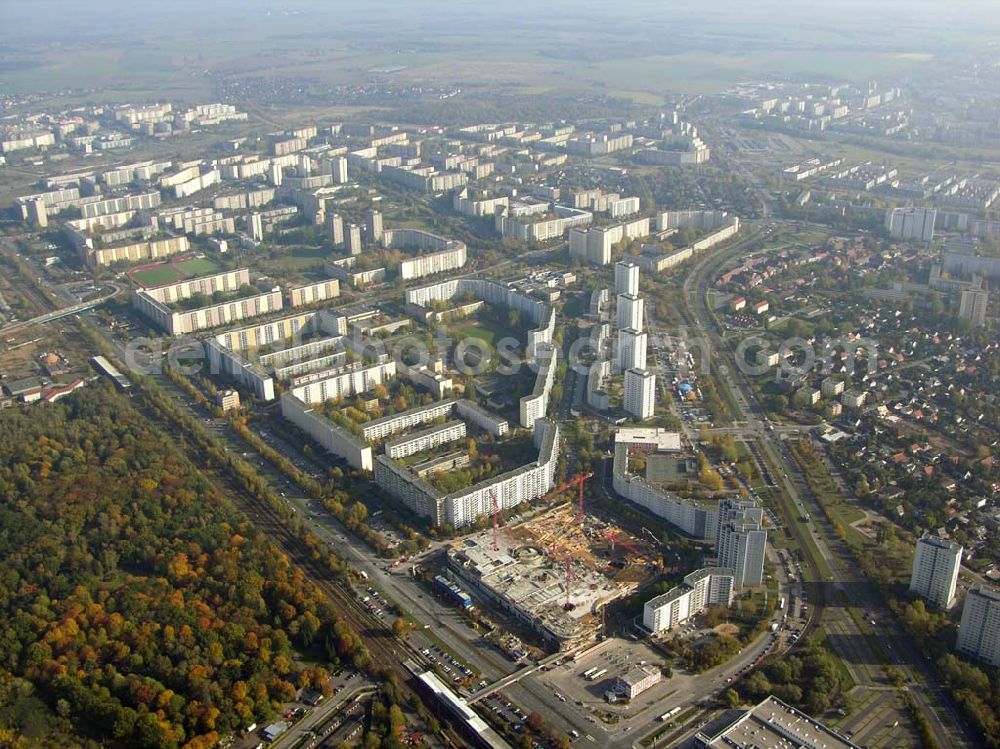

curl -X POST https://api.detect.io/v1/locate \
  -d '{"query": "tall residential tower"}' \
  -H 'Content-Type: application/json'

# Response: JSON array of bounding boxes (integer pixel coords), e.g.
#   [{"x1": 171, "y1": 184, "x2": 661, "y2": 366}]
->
[
  {"x1": 910, "y1": 533, "x2": 962, "y2": 609},
  {"x1": 957, "y1": 587, "x2": 1000, "y2": 667},
  {"x1": 624, "y1": 368, "x2": 655, "y2": 419},
  {"x1": 615, "y1": 260, "x2": 639, "y2": 296}
]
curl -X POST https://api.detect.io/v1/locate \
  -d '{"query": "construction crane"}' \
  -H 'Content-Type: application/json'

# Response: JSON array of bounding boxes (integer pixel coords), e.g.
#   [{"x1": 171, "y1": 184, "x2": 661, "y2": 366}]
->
[
  {"x1": 490, "y1": 488, "x2": 500, "y2": 551},
  {"x1": 605, "y1": 529, "x2": 643, "y2": 565},
  {"x1": 547, "y1": 543, "x2": 578, "y2": 610},
  {"x1": 563, "y1": 558, "x2": 578, "y2": 610},
  {"x1": 543, "y1": 471, "x2": 595, "y2": 524}
]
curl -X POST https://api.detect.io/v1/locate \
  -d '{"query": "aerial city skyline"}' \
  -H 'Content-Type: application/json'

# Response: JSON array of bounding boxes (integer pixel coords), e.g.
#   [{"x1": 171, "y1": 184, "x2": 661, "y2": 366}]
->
[{"x1": 0, "y1": 2, "x2": 998, "y2": 748}]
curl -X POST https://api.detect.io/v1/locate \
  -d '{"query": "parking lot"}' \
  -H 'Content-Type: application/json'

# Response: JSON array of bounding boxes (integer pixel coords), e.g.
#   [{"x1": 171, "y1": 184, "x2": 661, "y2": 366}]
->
[
  {"x1": 418, "y1": 643, "x2": 481, "y2": 691},
  {"x1": 528, "y1": 639, "x2": 679, "y2": 724}
]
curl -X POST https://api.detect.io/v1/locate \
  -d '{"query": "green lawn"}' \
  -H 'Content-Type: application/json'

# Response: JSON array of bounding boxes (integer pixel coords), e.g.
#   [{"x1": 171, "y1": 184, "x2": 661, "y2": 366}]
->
[
  {"x1": 131, "y1": 266, "x2": 185, "y2": 287},
  {"x1": 262, "y1": 246, "x2": 331, "y2": 274},
  {"x1": 175, "y1": 258, "x2": 220, "y2": 277},
  {"x1": 452, "y1": 318, "x2": 512, "y2": 347}
]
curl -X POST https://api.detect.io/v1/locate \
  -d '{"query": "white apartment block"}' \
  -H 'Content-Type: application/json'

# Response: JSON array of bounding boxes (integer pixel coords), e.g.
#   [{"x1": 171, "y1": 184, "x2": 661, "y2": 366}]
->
[
  {"x1": 643, "y1": 567, "x2": 735, "y2": 635},
  {"x1": 717, "y1": 500, "x2": 767, "y2": 588},
  {"x1": 624, "y1": 368, "x2": 656, "y2": 420},
  {"x1": 885, "y1": 206, "x2": 936, "y2": 243},
  {"x1": 346, "y1": 224, "x2": 363, "y2": 255},
  {"x1": 131, "y1": 268, "x2": 286, "y2": 335},
  {"x1": 406, "y1": 278, "x2": 555, "y2": 359},
  {"x1": 615, "y1": 261, "x2": 640, "y2": 296},
  {"x1": 114, "y1": 103, "x2": 172, "y2": 126},
  {"x1": 81, "y1": 236, "x2": 189, "y2": 268},
  {"x1": 957, "y1": 587, "x2": 1000, "y2": 667},
  {"x1": 374, "y1": 419, "x2": 559, "y2": 529},
  {"x1": 160, "y1": 165, "x2": 201, "y2": 188},
  {"x1": 172, "y1": 169, "x2": 220, "y2": 199},
  {"x1": 215, "y1": 310, "x2": 331, "y2": 353},
  {"x1": 384, "y1": 228, "x2": 468, "y2": 280},
  {"x1": 288, "y1": 279, "x2": 341, "y2": 307},
  {"x1": 385, "y1": 420, "x2": 467, "y2": 460},
  {"x1": 136, "y1": 290, "x2": 282, "y2": 336},
  {"x1": 280, "y1": 393, "x2": 373, "y2": 471},
  {"x1": 100, "y1": 160, "x2": 172, "y2": 186},
  {"x1": 656, "y1": 210, "x2": 723, "y2": 232},
  {"x1": 455, "y1": 399, "x2": 509, "y2": 437},
  {"x1": 16, "y1": 188, "x2": 79, "y2": 219},
  {"x1": 718, "y1": 522, "x2": 767, "y2": 588},
  {"x1": 326, "y1": 156, "x2": 349, "y2": 184},
  {"x1": 960, "y1": 286, "x2": 989, "y2": 328},
  {"x1": 617, "y1": 294, "x2": 644, "y2": 332},
  {"x1": 820, "y1": 377, "x2": 845, "y2": 399},
  {"x1": 362, "y1": 399, "x2": 458, "y2": 442},
  {"x1": 608, "y1": 196, "x2": 641, "y2": 218},
  {"x1": 565, "y1": 133, "x2": 633, "y2": 156},
  {"x1": 568, "y1": 218, "x2": 650, "y2": 266},
  {"x1": 399, "y1": 363, "x2": 454, "y2": 400},
  {"x1": 221, "y1": 159, "x2": 272, "y2": 181},
  {"x1": 290, "y1": 361, "x2": 397, "y2": 405},
  {"x1": 617, "y1": 328, "x2": 648, "y2": 373},
  {"x1": 1, "y1": 130, "x2": 56, "y2": 154},
  {"x1": 612, "y1": 442, "x2": 717, "y2": 538},
  {"x1": 214, "y1": 188, "x2": 275, "y2": 212},
  {"x1": 453, "y1": 187, "x2": 509, "y2": 217},
  {"x1": 159, "y1": 206, "x2": 235, "y2": 236},
  {"x1": 495, "y1": 203, "x2": 593, "y2": 243},
  {"x1": 327, "y1": 212, "x2": 345, "y2": 245},
  {"x1": 25, "y1": 198, "x2": 47, "y2": 228},
  {"x1": 373, "y1": 455, "x2": 445, "y2": 523},
  {"x1": 379, "y1": 163, "x2": 468, "y2": 193},
  {"x1": 204, "y1": 339, "x2": 275, "y2": 402},
  {"x1": 80, "y1": 191, "x2": 161, "y2": 219},
  {"x1": 445, "y1": 420, "x2": 559, "y2": 528},
  {"x1": 910, "y1": 534, "x2": 962, "y2": 609},
  {"x1": 366, "y1": 209, "x2": 384, "y2": 244},
  {"x1": 841, "y1": 389, "x2": 867, "y2": 409},
  {"x1": 519, "y1": 346, "x2": 558, "y2": 428},
  {"x1": 136, "y1": 268, "x2": 248, "y2": 303}
]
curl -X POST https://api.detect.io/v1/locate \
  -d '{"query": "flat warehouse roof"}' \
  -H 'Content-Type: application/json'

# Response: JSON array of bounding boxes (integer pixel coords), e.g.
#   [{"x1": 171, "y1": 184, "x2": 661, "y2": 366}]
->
[{"x1": 615, "y1": 427, "x2": 682, "y2": 452}]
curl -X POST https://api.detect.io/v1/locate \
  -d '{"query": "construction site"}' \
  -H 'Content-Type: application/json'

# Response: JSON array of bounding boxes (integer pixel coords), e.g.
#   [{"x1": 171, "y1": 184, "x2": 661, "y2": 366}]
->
[{"x1": 445, "y1": 475, "x2": 662, "y2": 651}]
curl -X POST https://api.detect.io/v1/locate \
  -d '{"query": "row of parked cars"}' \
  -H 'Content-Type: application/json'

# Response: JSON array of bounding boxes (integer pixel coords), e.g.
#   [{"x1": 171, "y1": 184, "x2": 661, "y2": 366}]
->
[{"x1": 420, "y1": 645, "x2": 476, "y2": 686}]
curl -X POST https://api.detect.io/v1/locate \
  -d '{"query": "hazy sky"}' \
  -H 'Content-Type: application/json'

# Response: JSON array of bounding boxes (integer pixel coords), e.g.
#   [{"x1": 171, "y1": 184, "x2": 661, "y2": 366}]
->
[
  {"x1": 3, "y1": 0, "x2": 1000, "y2": 42},
  {"x1": 1, "y1": 0, "x2": 995, "y2": 98}
]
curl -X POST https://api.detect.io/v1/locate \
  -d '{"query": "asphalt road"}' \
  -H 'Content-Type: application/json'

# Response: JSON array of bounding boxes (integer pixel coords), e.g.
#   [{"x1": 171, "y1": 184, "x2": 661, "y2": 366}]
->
[{"x1": 679, "y1": 220, "x2": 979, "y2": 748}]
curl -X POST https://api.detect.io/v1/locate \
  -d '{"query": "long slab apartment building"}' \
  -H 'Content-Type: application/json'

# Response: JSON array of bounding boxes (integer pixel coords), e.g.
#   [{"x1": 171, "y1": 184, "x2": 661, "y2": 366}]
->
[
  {"x1": 612, "y1": 428, "x2": 766, "y2": 586},
  {"x1": 132, "y1": 268, "x2": 283, "y2": 336},
  {"x1": 643, "y1": 567, "x2": 735, "y2": 634},
  {"x1": 374, "y1": 418, "x2": 560, "y2": 529},
  {"x1": 380, "y1": 228, "x2": 468, "y2": 280}
]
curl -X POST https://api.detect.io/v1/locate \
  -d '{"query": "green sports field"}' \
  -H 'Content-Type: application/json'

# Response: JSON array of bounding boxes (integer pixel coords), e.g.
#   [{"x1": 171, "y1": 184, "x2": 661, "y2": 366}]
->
[
  {"x1": 131, "y1": 266, "x2": 186, "y2": 287},
  {"x1": 130, "y1": 256, "x2": 221, "y2": 287},
  {"x1": 175, "y1": 258, "x2": 220, "y2": 277}
]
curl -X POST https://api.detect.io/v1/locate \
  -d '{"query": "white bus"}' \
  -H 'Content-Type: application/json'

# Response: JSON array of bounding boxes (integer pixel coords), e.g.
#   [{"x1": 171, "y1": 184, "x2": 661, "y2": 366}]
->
[
  {"x1": 582, "y1": 667, "x2": 598, "y2": 679},
  {"x1": 659, "y1": 707, "x2": 681, "y2": 721},
  {"x1": 588, "y1": 668, "x2": 607, "y2": 681}
]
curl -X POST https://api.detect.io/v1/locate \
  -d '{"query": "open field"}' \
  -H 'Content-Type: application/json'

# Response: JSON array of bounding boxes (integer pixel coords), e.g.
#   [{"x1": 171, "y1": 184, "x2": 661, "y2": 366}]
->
[
  {"x1": 452, "y1": 318, "x2": 510, "y2": 347},
  {"x1": 128, "y1": 255, "x2": 220, "y2": 288},
  {"x1": 130, "y1": 265, "x2": 186, "y2": 287},
  {"x1": 259, "y1": 246, "x2": 330, "y2": 275},
  {"x1": 175, "y1": 257, "x2": 220, "y2": 277},
  {"x1": 12, "y1": 48, "x2": 936, "y2": 106},
  {"x1": 8, "y1": 2, "x2": 997, "y2": 109}
]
